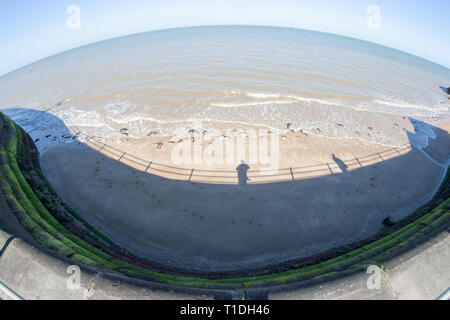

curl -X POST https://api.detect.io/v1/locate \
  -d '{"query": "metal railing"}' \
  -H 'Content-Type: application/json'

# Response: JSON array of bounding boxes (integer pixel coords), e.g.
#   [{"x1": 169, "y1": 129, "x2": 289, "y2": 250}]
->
[
  {"x1": 437, "y1": 287, "x2": 450, "y2": 300},
  {"x1": 0, "y1": 280, "x2": 23, "y2": 300}
]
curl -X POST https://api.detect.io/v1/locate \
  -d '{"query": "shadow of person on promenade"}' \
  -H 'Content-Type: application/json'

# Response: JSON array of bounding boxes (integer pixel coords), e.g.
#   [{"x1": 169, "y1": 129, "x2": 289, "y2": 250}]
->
[
  {"x1": 236, "y1": 160, "x2": 250, "y2": 185},
  {"x1": 332, "y1": 154, "x2": 348, "y2": 173}
]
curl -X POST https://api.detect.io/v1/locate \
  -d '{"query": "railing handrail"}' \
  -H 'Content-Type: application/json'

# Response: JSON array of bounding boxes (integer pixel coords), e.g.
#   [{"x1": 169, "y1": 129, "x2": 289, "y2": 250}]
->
[
  {"x1": 437, "y1": 287, "x2": 450, "y2": 300},
  {"x1": 0, "y1": 279, "x2": 23, "y2": 300}
]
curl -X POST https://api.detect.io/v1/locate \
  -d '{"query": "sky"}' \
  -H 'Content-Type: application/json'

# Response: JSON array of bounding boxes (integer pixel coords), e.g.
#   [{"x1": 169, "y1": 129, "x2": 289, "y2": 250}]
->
[{"x1": 0, "y1": 0, "x2": 449, "y2": 76}]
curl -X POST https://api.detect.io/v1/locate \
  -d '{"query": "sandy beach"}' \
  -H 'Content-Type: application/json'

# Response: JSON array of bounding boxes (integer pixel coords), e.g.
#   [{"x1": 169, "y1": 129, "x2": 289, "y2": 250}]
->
[
  {"x1": 39, "y1": 121, "x2": 450, "y2": 272},
  {"x1": 66, "y1": 110, "x2": 441, "y2": 183}
]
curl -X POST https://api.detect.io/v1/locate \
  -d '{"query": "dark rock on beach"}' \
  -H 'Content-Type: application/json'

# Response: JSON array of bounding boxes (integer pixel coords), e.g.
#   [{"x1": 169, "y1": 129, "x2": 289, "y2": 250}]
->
[
  {"x1": 153, "y1": 142, "x2": 163, "y2": 149},
  {"x1": 382, "y1": 217, "x2": 396, "y2": 227}
]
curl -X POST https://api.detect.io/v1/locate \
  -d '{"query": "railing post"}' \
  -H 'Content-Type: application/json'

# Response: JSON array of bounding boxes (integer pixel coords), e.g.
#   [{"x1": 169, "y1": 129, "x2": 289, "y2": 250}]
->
[
  {"x1": 290, "y1": 167, "x2": 295, "y2": 182},
  {"x1": 355, "y1": 157, "x2": 363, "y2": 167},
  {"x1": 118, "y1": 152, "x2": 126, "y2": 161},
  {"x1": 98, "y1": 143, "x2": 105, "y2": 152},
  {"x1": 145, "y1": 161, "x2": 153, "y2": 173},
  {"x1": 327, "y1": 163, "x2": 334, "y2": 174},
  {"x1": 377, "y1": 152, "x2": 384, "y2": 161},
  {"x1": 188, "y1": 169, "x2": 195, "y2": 183}
]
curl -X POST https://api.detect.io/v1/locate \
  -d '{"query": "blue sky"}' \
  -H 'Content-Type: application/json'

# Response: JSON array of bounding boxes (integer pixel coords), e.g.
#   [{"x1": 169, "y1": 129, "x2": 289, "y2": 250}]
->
[{"x1": 1, "y1": 0, "x2": 449, "y2": 76}]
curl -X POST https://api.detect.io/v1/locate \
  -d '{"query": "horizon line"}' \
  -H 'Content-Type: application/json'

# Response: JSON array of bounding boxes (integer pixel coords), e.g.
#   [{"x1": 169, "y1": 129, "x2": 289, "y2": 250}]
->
[{"x1": 1, "y1": 24, "x2": 449, "y2": 79}]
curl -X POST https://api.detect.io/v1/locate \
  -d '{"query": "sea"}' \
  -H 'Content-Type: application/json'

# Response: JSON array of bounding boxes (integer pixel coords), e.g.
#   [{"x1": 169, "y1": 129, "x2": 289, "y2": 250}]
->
[{"x1": 0, "y1": 25, "x2": 449, "y2": 150}]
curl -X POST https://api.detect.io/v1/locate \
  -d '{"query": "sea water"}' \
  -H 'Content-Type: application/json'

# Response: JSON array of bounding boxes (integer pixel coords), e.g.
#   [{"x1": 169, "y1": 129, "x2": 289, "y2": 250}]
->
[{"x1": 0, "y1": 26, "x2": 449, "y2": 148}]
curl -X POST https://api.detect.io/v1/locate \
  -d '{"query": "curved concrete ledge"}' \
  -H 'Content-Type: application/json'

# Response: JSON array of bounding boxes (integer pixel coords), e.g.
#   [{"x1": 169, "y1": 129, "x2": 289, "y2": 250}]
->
[
  {"x1": 0, "y1": 228, "x2": 211, "y2": 300},
  {"x1": 271, "y1": 228, "x2": 450, "y2": 300},
  {"x1": 1, "y1": 221, "x2": 449, "y2": 300}
]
